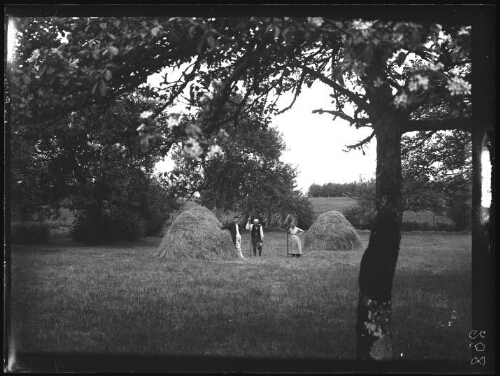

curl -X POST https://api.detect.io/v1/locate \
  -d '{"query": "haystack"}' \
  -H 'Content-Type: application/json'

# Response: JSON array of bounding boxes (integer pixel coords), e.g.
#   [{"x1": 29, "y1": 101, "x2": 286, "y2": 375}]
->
[
  {"x1": 156, "y1": 206, "x2": 237, "y2": 260},
  {"x1": 304, "y1": 210, "x2": 362, "y2": 251}
]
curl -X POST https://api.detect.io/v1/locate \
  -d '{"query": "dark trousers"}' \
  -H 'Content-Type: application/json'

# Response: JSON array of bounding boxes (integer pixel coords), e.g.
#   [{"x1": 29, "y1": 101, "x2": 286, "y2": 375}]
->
[{"x1": 252, "y1": 237, "x2": 263, "y2": 256}]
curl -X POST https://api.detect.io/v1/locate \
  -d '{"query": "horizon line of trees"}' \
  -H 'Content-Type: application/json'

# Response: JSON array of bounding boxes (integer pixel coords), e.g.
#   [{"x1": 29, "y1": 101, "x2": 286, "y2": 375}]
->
[{"x1": 307, "y1": 179, "x2": 375, "y2": 198}]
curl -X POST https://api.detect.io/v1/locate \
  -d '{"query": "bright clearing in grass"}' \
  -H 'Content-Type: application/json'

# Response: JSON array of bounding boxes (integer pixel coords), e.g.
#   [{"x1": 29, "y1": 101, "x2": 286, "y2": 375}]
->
[{"x1": 9, "y1": 231, "x2": 471, "y2": 360}]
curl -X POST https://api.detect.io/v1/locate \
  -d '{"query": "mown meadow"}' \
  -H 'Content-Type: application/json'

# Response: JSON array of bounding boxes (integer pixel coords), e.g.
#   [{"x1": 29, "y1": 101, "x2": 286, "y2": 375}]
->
[{"x1": 9, "y1": 229, "x2": 472, "y2": 370}]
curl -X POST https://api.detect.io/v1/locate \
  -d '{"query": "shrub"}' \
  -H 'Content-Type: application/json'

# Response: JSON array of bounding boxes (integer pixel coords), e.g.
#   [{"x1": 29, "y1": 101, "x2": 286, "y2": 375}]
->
[
  {"x1": 419, "y1": 222, "x2": 431, "y2": 231},
  {"x1": 11, "y1": 222, "x2": 49, "y2": 245},
  {"x1": 401, "y1": 221, "x2": 417, "y2": 231},
  {"x1": 435, "y1": 222, "x2": 456, "y2": 232},
  {"x1": 71, "y1": 215, "x2": 112, "y2": 244},
  {"x1": 113, "y1": 214, "x2": 148, "y2": 241},
  {"x1": 401, "y1": 221, "x2": 457, "y2": 232},
  {"x1": 140, "y1": 181, "x2": 180, "y2": 236},
  {"x1": 343, "y1": 199, "x2": 375, "y2": 230},
  {"x1": 142, "y1": 199, "x2": 176, "y2": 237},
  {"x1": 145, "y1": 216, "x2": 166, "y2": 236},
  {"x1": 70, "y1": 212, "x2": 145, "y2": 244},
  {"x1": 447, "y1": 201, "x2": 471, "y2": 231}
]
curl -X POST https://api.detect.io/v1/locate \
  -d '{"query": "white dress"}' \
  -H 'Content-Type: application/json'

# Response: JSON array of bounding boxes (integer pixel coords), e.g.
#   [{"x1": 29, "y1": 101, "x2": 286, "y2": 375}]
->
[{"x1": 289, "y1": 227, "x2": 303, "y2": 255}]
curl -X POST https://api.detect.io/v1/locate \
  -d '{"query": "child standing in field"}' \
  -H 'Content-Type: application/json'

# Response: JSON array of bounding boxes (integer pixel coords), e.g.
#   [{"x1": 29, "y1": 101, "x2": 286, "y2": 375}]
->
[{"x1": 288, "y1": 222, "x2": 304, "y2": 258}]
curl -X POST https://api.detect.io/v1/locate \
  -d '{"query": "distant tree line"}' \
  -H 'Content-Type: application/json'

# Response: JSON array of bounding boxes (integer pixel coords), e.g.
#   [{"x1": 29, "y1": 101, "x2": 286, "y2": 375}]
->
[
  {"x1": 307, "y1": 180, "x2": 374, "y2": 198},
  {"x1": 309, "y1": 130, "x2": 472, "y2": 232}
]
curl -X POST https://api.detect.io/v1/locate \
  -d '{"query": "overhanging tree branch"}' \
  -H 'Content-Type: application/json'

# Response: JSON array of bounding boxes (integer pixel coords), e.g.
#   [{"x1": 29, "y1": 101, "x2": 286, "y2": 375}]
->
[
  {"x1": 402, "y1": 117, "x2": 472, "y2": 133},
  {"x1": 203, "y1": 56, "x2": 255, "y2": 135},
  {"x1": 343, "y1": 131, "x2": 375, "y2": 153},
  {"x1": 233, "y1": 89, "x2": 251, "y2": 126},
  {"x1": 276, "y1": 71, "x2": 306, "y2": 115},
  {"x1": 151, "y1": 56, "x2": 202, "y2": 121},
  {"x1": 298, "y1": 65, "x2": 369, "y2": 112},
  {"x1": 312, "y1": 108, "x2": 371, "y2": 127}
]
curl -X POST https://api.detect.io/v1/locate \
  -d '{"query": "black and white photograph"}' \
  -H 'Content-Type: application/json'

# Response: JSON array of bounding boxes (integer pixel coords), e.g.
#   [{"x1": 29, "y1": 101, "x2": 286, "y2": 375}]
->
[{"x1": 4, "y1": 3, "x2": 495, "y2": 374}]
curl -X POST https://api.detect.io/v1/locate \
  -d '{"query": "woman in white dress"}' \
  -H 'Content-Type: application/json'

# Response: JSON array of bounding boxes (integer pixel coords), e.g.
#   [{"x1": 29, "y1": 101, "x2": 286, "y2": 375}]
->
[{"x1": 288, "y1": 222, "x2": 304, "y2": 258}]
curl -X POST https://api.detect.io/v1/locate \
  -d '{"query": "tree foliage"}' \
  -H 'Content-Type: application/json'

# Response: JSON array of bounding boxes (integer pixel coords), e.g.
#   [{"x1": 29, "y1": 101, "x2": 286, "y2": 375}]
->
[
  {"x1": 169, "y1": 95, "x2": 313, "y2": 227},
  {"x1": 10, "y1": 94, "x2": 178, "y2": 242},
  {"x1": 10, "y1": 16, "x2": 471, "y2": 155},
  {"x1": 401, "y1": 129, "x2": 471, "y2": 227}
]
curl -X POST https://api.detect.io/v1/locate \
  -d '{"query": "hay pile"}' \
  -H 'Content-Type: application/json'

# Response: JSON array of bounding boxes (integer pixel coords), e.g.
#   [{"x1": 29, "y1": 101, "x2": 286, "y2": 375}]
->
[
  {"x1": 156, "y1": 206, "x2": 237, "y2": 260},
  {"x1": 304, "y1": 210, "x2": 362, "y2": 251}
]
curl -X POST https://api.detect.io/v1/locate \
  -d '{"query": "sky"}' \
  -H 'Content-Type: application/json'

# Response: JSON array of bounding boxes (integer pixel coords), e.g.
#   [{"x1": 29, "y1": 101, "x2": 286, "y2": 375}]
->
[
  {"x1": 271, "y1": 82, "x2": 376, "y2": 193},
  {"x1": 153, "y1": 75, "x2": 377, "y2": 195}
]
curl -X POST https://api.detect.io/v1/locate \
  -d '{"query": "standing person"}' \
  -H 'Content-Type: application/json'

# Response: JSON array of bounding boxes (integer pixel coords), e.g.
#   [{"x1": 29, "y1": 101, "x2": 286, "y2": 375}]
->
[
  {"x1": 223, "y1": 216, "x2": 246, "y2": 260},
  {"x1": 246, "y1": 218, "x2": 264, "y2": 257},
  {"x1": 283, "y1": 214, "x2": 294, "y2": 257},
  {"x1": 288, "y1": 221, "x2": 304, "y2": 258}
]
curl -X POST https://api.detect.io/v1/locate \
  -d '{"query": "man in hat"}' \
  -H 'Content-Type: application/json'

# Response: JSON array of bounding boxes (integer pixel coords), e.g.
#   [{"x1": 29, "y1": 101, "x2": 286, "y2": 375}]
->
[
  {"x1": 223, "y1": 215, "x2": 246, "y2": 260},
  {"x1": 246, "y1": 218, "x2": 264, "y2": 257}
]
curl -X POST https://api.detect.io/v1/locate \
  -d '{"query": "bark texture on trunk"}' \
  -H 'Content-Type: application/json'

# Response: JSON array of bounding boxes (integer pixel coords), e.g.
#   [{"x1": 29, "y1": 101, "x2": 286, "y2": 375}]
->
[{"x1": 356, "y1": 116, "x2": 403, "y2": 360}]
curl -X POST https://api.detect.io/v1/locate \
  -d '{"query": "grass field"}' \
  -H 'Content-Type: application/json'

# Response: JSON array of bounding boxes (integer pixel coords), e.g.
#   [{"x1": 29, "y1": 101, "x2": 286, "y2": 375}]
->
[{"x1": 9, "y1": 230, "x2": 471, "y2": 365}]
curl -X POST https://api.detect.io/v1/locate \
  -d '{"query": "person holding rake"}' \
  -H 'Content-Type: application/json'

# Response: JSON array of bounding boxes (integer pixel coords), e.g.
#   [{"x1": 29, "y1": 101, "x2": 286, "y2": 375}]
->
[{"x1": 288, "y1": 221, "x2": 304, "y2": 258}]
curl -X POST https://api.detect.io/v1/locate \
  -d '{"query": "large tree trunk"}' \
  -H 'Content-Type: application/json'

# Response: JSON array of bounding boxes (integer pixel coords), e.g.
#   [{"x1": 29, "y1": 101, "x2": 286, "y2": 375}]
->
[{"x1": 356, "y1": 116, "x2": 403, "y2": 360}]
